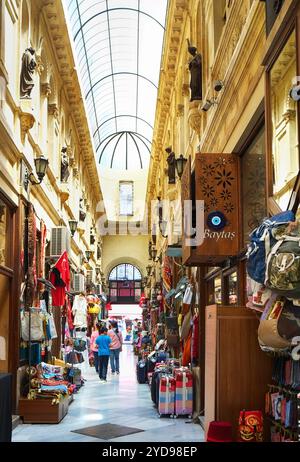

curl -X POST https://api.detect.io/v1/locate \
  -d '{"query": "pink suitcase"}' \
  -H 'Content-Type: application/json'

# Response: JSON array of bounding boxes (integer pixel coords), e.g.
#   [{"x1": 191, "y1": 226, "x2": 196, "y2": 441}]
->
[
  {"x1": 174, "y1": 368, "x2": 193, "y2": 417},
  {"x1": 158, "y1": 374, "x2": 175, "y2": 417}
]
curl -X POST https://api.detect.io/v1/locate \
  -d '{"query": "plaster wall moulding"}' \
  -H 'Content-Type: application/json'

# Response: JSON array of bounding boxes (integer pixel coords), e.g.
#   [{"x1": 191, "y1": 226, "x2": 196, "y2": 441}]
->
[
  {"x1": 41, "y1": 82, "x2": 51, "y2": 98},
  {"x1": 48, "y1": 103, "x2": 59, "y2": 119},
  {"x1": 188, "y1": 101, "x2": 202, "y2": 135},
  {"x1": 19, "y1": 101, "x2": 35, "y2": 144}
]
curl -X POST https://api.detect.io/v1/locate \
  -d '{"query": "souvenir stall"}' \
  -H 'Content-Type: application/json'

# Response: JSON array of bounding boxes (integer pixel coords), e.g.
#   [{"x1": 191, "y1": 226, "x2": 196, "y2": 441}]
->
[
  {"x1": 135, "y1": 253, "x2": 201, "y2": 422},
  {"x1": 18, "y1": 204, "x2": 88, "y2": 424},
  {"x1": 246, "y1": 212, "x2": 300, "y2": 442}
]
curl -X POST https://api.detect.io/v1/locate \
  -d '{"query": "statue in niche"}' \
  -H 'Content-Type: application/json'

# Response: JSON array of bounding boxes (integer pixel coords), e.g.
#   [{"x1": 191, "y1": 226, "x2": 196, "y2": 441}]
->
[
  {"x1": 20, "y1": 47, "x2": 37, "y2": 98},
  {"x1": 79, "y1": 198, "x2": 86, "y2": 222},
  {"x1": 187, "y1": 41, "x2": 202, "y2": 102},
  {"x1": 61, "y1": 147, "x2": 70, "y2": 183},
  {"x1": 166, "y1": 147, "x2": 176, "y2": 184}
]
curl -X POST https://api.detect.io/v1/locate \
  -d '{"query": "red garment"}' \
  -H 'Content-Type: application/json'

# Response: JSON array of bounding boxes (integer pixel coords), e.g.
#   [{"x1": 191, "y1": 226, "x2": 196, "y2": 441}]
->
[
  {"x1": 54, "y1": 251, "x2": 70, "y2": 290},
  {"x1": 191, "y1": 314, "x2": 199, "y2": 360},
  {"x1": 50, "y1": 251, "x2": 70, "y2": 306},
  {"x1": 182, "y1": 330, "x2": 192, "y2": 366},
  {"x1": 67, "y1": 298, "x2": 74, "y2": 331}
]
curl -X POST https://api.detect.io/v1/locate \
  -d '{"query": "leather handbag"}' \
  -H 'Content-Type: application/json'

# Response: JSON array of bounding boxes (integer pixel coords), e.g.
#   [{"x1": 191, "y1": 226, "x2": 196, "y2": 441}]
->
[
  {"x1": 180, "y1": 310, "x2": 192, "y2": 340},
  {"x1": 166, "y1": 333, "x2": 179, "y2": 347}
]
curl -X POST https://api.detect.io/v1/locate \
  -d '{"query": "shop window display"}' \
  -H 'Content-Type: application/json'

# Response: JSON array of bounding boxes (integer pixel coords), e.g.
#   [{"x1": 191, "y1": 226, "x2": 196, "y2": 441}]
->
[
  {"x1": 228, "y1": 272, "x2": 238, "y2": 305},
  {"x1": 270, "y1": 30, "x2": 299, "y2": 211},
  {"x1": 214, "y1": 277, "x2": 222, "y2": 305}
]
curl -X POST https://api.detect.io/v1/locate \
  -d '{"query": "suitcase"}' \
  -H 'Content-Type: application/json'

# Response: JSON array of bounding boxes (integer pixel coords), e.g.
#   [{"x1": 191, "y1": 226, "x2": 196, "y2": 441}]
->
[
  {"x1": 147, "y1": 356, "x2": 157, "y2": 373},
  {"x1": 158, "y1": 374, "x2": 175, "y2": 417},
  {"x1": 174, "y1": 368, "x2": 193, "y2": 417},
  {"x1": 136, "y1": 360, "x2": 147, "y2": 384},
  {"x1": 151, "y1": 367, "x2": 170, "y2": 405}
]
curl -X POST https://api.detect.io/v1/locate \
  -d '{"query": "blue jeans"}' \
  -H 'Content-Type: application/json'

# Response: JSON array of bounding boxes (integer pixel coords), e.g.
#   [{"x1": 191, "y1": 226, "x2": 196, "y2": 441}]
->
[
  {"x1": 99, "y1": 355, "x2": 109, "y2": 380},
  {"x1": 110, "y1": 348, "x2": 120, "y2": 373}
]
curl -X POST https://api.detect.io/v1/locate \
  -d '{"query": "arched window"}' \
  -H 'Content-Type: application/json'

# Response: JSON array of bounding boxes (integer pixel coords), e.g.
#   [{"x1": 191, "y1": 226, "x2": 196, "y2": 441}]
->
[{"x1": 109, "y1": 264, "x2": 142, "y2": 304}]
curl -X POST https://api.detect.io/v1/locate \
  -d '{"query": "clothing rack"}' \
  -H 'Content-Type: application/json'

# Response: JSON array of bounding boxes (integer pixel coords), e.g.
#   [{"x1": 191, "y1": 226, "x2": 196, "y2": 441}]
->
[{"x1": 267, "y1": 384, "x2": 299, "y2": 395}]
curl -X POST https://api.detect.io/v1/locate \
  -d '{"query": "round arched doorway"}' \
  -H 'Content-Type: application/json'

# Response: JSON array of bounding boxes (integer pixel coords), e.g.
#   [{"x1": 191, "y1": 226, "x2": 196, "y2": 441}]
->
[{"x1": 108, "y1": 263, "x2": 142, "y2": 304}]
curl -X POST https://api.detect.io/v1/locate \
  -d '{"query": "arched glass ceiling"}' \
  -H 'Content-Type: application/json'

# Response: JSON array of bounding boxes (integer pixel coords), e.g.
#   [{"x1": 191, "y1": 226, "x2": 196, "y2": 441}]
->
[{"x1": 67, "y1": 0, "x2": 168, "y2": 169}]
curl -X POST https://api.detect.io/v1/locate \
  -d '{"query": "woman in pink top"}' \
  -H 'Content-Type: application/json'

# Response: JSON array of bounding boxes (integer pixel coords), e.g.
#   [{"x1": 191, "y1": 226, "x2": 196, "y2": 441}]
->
[
  {"x1": 108, "y1": 321, "x2": 123, "y2": 374},
  {"x1": 90, "y1": 322, "x2": 100, "y2": 373}
]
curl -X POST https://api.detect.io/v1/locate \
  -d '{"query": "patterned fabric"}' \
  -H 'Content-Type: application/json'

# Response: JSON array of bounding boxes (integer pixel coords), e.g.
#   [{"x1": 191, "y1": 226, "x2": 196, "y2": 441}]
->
[
  {"x1": 158, "y1": 375, "x2": 175, "y2": 415},
  {"x1": 174, "y1": 368, "x2": 193, "y2": 416}
]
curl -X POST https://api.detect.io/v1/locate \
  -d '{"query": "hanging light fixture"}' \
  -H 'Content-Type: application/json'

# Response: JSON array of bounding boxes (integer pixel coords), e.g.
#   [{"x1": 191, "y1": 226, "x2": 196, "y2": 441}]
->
[
  {"x1": 151, "y1": 247, "x2": 157, "y2": 261},
  {"x1": 69, "y1": 220, "x2": 78, "y2": 237},
  {"x1": 85, "y1": 250, "x2": 93, "y2": 261},
  {"x1": 175, "y1": 154, "x2": 187, "y2": 179},
  {"x1": 146, "y1": 264, "x2": 152, "y2": 276},
  {"x1": 24, "y1": 155, "x2": 49, "y2": 190}
]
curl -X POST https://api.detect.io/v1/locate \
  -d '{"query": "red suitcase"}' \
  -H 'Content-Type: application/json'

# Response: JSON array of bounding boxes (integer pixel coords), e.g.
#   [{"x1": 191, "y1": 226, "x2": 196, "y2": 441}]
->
[
  {"x1": 173, "y1": 368, "x2": 193, "y2": 417},
  {"x1": 158, "y1": 374, "x2": 175, "y2": 417}
]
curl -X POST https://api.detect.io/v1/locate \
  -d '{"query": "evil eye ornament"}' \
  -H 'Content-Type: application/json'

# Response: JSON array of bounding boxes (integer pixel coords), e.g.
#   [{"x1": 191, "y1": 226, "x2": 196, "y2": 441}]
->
[{"x1": 207, "y1": 211, "x2": 227, "y2": 230}]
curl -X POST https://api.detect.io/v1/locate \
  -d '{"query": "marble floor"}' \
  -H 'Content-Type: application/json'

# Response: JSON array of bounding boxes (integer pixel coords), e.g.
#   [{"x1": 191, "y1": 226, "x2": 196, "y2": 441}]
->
[{"x1": 12, "y1": 345, "x2": 204, "y2": 442}]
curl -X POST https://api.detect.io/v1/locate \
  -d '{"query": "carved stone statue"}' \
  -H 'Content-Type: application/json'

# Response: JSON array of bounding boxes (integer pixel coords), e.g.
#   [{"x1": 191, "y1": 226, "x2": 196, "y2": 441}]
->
[
  {"x1": 20, "y1": 47, "x2": 37, "y2": 98},
  {"x1": 61, "y1": 147, "x2": 70, "y2": 182},
  {"x1": 79, "y1": 198, "x2": 86, "y2": 222},
  {"x1": 188, "y1": 42, "x2": 202, "y2": 102},
  {"x1": 166, "y1": 147, "x2": 176, "y2": 184}
]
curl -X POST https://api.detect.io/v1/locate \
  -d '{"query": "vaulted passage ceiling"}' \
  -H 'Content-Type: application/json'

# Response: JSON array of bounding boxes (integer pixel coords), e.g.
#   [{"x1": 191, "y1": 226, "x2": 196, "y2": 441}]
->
[{"x1": 67, "y1": 0, "x2": 167, "y2": 170}]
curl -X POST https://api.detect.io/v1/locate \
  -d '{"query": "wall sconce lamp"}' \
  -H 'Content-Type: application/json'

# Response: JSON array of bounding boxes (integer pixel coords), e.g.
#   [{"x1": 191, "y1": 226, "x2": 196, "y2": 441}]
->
[
  {"x1": 95, "y1": 266, "x2": 101, "y2": 276},
  {"x1": 24, "y1": 156, "x2": 49, "y2": 191},
  {"x1": 69, "y1": 220, "x2": 78, "y2": 237},
  {"x1": 201, "y1": 97, "x2": 218, "y2": 112},
  {"x1": 175, "y1": 155, "x2": 187, "y2": 180},
  {"x1": 213, "y1": 80, "x2": 224, "y2": 92},
  {"x1": 85, "y1": 250, "x2": 93, "y2": 261},
  {"x1": 146, "y1": 264, "x2": 152, "y2": 276},
  {"x1": 151, "y1": 247, "x2": 157, "y2": 261}
]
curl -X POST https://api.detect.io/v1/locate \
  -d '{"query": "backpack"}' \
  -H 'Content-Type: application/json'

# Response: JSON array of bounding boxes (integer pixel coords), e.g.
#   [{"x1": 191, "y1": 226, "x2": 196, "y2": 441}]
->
[
  {"x1": 265, "y1": 228, "x2": 300, "y2": 298},
  {"x1": 258, "y1": 294, "x2": 300, "y2": 353},
  {"x1": 246, "y1": 211, "x2": 295, "y2": 284}
]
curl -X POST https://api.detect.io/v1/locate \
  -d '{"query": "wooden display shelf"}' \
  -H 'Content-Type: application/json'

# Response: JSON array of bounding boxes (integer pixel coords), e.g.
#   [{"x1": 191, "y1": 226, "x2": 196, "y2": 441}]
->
[{"x1": 19, "y1": 395, "x2": 69, "y2": 424}]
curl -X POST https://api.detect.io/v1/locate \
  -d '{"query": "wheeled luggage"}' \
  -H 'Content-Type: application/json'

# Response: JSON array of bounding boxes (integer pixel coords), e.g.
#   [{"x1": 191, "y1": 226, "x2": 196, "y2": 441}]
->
[
  {"x1": 174, "y1": 368, "x2": 193, "y2": 417},
  {"x1": 136, "y1": 359, "x2": 147, "y2": 384},
  {"x1": 151, "y1": 365, "x2": 170, "y2": 405},
  {"x1": 158, "y1": 374, "x2": 175, "y2": 417}
]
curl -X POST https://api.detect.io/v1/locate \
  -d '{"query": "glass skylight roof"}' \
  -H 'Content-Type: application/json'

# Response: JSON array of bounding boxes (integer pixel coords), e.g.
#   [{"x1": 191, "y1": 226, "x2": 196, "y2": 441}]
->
[{"x1": 67, "y1": 0, "x2": 167, "y2": 170}]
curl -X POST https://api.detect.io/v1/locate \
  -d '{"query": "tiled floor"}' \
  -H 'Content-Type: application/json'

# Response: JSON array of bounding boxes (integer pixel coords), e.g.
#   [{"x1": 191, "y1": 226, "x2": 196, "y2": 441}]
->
[{"x1": 13, "y1": 345, "x2": 204, "y2": 442}]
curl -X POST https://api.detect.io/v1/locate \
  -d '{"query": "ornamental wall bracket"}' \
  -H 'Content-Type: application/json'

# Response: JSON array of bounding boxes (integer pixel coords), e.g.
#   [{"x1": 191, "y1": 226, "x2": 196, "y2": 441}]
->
[
  {"x1": 19, "y1": 102, "x2": 35, "y2": 144},
  {"x1": 182, "y1": 83, "x2": 190, "y2": 97},
  {"x1": 48, "y1": 103, "x2": 59, "y2": 119},
  {"x1": 59, "y1": 184, "x2": 70, "y2": 204},
  {"x1": 41, "y1": 82, "x2": 52, "y2": 98},
  {"x1": 177, "y1": 104, "x2": 184, "y2": 117},
  {"x1": 188, "y1": 100, "x2": 202, "y2": 135}
]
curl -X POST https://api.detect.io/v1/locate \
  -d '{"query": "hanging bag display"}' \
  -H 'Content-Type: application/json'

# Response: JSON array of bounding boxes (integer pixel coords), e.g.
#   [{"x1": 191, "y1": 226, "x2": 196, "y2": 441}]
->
[
  {"x1": 258, "y1": 295, "x2": 300, "y2": 352},
  {"x1": 246, "y1": 211, "x2": 295, "y2": 284},
  {"x1": 21, "y1": 311, "x2": 44, "y2": 342},
  {"x1": 265, "y1": 228, "x2": 300, "y2": 298},
  {"x1": 48, "y1": 314, "x2": 58, "y2": 339},
  {"x1": 238, "y1": 410, "x2": 264, "y2": 442}
]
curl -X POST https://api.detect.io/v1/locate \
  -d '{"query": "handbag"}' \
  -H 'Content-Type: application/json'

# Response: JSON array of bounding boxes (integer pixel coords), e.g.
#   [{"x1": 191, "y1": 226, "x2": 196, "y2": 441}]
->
[
  {"x1": 73, "y1": 338, "x2": 87, "y2": 352},
  {"x1": 180, "y1": 310, "x2": 192, "y2": 340},
  {"x1": 166, "y1": 332, "x2": 179, "y2": 346},
  {"x1": 21, "y1": 311, "x2": 44, "y2": 341},
  {"x1": 238, "y1": 410, "x2": 263, "y2": 442},
  {"x1": 48, "y1": 314, "x2": 58, "y2": 339}
]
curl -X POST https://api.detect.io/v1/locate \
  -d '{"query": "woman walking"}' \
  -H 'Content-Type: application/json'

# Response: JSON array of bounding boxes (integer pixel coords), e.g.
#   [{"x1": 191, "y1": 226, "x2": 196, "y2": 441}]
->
[
  {"x1": 90, "y1": 321, "x2": 100, "y2": 373},
  {"x1": 108, "y1": 321, "x2": 123, "y2": 375}
]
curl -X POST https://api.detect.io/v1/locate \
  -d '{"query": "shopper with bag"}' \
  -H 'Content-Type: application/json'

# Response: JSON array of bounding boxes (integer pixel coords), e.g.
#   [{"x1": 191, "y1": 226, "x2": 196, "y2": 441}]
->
[{"x1": 108, "y1": 321, "x2": 123, "y2": 375}]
